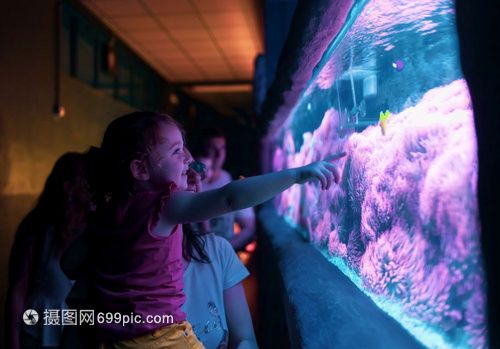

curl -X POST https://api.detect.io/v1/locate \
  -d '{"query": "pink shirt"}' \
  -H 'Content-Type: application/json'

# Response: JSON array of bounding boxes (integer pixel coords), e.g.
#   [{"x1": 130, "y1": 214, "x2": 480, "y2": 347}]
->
[{"x1": 91, "y1": 187, "x2": 185, "y2": 341}]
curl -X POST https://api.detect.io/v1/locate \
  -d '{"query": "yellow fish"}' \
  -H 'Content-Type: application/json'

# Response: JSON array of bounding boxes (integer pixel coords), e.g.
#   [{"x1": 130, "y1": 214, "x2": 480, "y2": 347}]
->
[{"x1": 379, "y1": 110, "x2": 391, "y2": 136}]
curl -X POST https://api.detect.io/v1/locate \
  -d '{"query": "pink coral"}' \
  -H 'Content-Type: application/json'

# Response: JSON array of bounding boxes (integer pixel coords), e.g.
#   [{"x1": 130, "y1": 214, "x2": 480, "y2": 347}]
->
[
  {"x1": 465, "y1": 289, "x2": 487, "y2": 349},
  {"x1": 360, "y1": 226, "x2": 426, "y2": 301},
  {"x1": 328, "y1": 228, "x2": 347, "y2": 257}
]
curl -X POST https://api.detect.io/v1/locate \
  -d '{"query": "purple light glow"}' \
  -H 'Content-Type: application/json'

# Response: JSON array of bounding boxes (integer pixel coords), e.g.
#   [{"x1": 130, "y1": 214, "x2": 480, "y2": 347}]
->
[{"x1": 274, "y1": 79, "x2": 485, "y2": 347}]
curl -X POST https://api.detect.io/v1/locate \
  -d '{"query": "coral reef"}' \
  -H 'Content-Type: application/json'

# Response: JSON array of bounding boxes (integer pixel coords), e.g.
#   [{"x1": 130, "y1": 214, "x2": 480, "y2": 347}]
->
[{"x1": 274, "y1": 79, "x2": 485, "y2": 348}]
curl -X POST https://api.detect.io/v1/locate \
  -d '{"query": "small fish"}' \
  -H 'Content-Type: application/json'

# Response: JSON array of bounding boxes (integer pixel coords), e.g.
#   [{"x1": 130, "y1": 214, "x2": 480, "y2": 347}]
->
[
  {"x1": 350, "y1": 99, "x2": 366, "y2": 119},
  {"x1": 379, "y1": 110, "x2": 391, "y2": 135},
  {"x1": 392, "y1": 59, "x2": 405, "y2": 72}
]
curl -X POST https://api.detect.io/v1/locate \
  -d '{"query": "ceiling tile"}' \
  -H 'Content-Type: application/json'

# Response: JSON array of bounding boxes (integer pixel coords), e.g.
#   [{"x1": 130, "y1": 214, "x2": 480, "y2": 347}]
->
[
  {"x1": 158, "y1": 14, "x2": 204, "y2": 29},
  {"x1": 158, "y1": 70, "x2": 175, "y2": 80},
  {"x1": 140, "y1": 40, "x2": 179, "y2": 51},
  {"x1": 204, "y1": 71, "x2": 235, "y2": 80},
  {"x1": 80, "y1": 1, "x2": 101, "y2": 14},
  {"x1": 201, "y1": 12, "x2": 247, "y2": 28},
  {"x1": 193, "y1": 49, "x2": 223, "y2": 59},
  {"x1": 142, "y1": 0, "x2": 194, "y2": 14},
  {"x1": 218, "y1": 39, "x2": 254, "y2": 49},
  {"x1": 81, "y1": 0, "x2": 263, "y2": 85},
  {"x1": 191, "y1": 0, "x2": 244, "y2": 12},
  {"x1": 152, "y1": 51, "x2": 189, "y2": 62},
  {"x1": 170, "y1": 28, "x2": 211, "y2": 41},
  {"x1": 223, "y1": 49, "x2": 253, "y2": 59},
  {"x1": 210, "y1": 27, "x2": 251, "y2": 40},
  {"x1": 162, "y1": 58, "x2": 197, "y2": 67},
  {"x1": 197, "y1": 61, "x2": 231, "y2": 70},
  {"x1": 196, "y1": 63, "x2": 230, "y2": 72},
  {"x1": 228, "y1": 55, "x2": 252, "y2": 63},
  {"x1": 229, "y1": 60, "x2": 253, "y2": 69},
  {"x1": 174, "y1": 71, "x2": 206, "y2": 82},
  {"x1": 89, "y1": 0, "x2": 147, "y2": 17},
  {"x1": 179, "y1": 40, "x2": 217, "y2": 51},
  {"x1": 128, "y1": 31, "x2": 170, "y2": 43},
  {"x1": 234, "y1": 71, "x2": 252, "y2": 80},
  {"x1": 110, "y1": 16, "x2": 160, "y2": 31}
]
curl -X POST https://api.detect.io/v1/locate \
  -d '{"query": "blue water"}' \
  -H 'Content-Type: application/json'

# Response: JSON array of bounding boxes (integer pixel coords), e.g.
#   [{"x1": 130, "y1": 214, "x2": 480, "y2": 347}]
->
[{"x1": 286, "y1": 0, "x2": 462, "y2": 150}]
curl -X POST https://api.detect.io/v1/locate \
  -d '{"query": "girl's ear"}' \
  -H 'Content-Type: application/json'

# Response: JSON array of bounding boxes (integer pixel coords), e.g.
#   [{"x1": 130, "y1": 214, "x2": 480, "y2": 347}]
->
[{"x1": 130, "y1": 159, "x2": 150, "y2": 181}]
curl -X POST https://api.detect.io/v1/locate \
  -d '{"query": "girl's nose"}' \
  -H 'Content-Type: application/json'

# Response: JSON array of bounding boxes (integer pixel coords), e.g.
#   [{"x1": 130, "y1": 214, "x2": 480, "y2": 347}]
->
[{"x1": 183, "y1": 148, "x2": 192, "y2": 164}]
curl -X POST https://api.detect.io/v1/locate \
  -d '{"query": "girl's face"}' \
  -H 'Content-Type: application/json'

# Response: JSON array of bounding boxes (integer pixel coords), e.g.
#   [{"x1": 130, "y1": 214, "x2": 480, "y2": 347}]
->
[{"x1": 146, "y1": 123, "x2": 189, "y2": 191}]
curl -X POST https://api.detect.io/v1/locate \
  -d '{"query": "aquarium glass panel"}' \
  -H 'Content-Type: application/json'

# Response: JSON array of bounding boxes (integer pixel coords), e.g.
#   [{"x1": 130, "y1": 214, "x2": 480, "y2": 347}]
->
[{"x1": 270, "y1": 0, "x2": 486, "y2": 348}]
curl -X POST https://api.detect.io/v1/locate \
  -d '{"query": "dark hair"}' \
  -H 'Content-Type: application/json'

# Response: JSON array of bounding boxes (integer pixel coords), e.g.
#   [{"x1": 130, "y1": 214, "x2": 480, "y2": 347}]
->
[
  {"x1": 182, "y1": 224, "x2": 210, "y2": 263},
  {"x1": 190, "y1": 143, "x2": 211, "y2": 159},
  {"x1": 199, "y1": 127, "x2": 225, "y2": 146},
  {"x1": 32, "y1": 152, "x2": 86, "y2": 226},
  {"x1": 90, "y1": 111, "x2": 183, "y2": 207},
  {"x1": 188, "y1": 126, "x2": 225, "y2": 159}
]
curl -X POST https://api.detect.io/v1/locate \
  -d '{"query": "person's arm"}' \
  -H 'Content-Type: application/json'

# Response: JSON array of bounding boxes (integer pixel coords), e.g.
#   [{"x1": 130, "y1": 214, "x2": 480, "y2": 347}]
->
[
  {"x1": 5, "y1": 232, "x2": 35, "y2": 349},
  {"x1": 60, "y1": 232, "x2": 88, "y2": 280},
  {"x1": 224, "y1": 283, "x2": 258, "y2": 349},
  {"x1": 230, "y1": 215, "x2": 255, "y2": 251},
  {"x1": 163, "y1": 155, "x2": 344, "y2": 228},
  {"x1": 6, "y1": 275, "x2": 30, "y2": 349}
]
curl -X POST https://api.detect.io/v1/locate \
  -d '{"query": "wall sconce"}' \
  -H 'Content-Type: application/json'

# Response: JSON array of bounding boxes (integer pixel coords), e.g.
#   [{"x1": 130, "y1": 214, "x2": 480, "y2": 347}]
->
[
  {"x1": 102, "y1": 37, "x2": 117, "y2": 74},
  {"x1": 168, "y1": 92, "x2": 179, "y2": 106},
  {"x1": 52, "y1": 103, "x2": 66, "y2": 118}
]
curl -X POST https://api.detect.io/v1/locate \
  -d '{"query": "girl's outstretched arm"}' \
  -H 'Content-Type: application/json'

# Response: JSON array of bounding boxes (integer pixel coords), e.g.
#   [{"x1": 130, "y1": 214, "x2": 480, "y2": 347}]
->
[{"x1": 161, "y1": 154, "x2": 345, "y2": 229}]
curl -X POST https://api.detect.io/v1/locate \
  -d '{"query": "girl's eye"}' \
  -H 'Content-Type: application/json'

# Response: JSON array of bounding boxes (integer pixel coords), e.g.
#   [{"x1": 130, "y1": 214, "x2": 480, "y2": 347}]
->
[{"x1": 174, "y1": 148, "x2": 182, "y2": 154}]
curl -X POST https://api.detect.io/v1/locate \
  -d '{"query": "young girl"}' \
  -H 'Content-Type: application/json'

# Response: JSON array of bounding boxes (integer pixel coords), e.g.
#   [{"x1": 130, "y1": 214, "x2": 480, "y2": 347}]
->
[{"x1": 88, "y1": 111, "x2": 343, "y2": 349}]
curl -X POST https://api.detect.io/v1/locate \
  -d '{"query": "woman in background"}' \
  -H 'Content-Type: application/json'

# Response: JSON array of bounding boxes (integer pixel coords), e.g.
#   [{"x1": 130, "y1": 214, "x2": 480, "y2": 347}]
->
[{"x1": 5, "y1": 152, "x2": 93, "y2": 349}]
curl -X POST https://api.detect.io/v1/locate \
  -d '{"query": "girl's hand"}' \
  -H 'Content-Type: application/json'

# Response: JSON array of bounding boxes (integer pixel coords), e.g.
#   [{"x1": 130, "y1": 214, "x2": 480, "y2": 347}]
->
[
  {"x1": 184, "y1": 147, "x2": 203, "y2": 193},
  {"x1": 295, "y1": 152, "x2": 346, "y2": 189},
  {"x1": 186, "y1": 168, "x2": 202, "y2": 193}
]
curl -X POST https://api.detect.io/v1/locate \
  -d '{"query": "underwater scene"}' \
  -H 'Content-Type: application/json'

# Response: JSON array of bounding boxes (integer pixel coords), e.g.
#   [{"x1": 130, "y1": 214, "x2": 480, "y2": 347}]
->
[{"x1": 270, "y1": 0, "x2": 486, "y2": 348}]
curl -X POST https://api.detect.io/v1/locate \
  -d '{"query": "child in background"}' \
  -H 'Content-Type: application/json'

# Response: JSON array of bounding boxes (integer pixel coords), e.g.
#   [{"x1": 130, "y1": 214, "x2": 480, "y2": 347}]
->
[
  {"x1": 87, "y1": 111, "x2": 344, "y2": 349},
  {"x1": 182, "y1": 147, "x2": 257, "y2": 349}
]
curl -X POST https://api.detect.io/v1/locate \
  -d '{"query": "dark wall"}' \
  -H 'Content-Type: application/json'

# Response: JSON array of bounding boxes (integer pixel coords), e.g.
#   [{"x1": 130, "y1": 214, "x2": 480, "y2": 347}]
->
[
  {"x1": 0, "y1": 1, "x2": 136, "y2": 345},
  {"x1": 456, "y1": 1, "x2": 500, "y2": 348},
  {"x1": 264, "y1": 0, "x2": 298, "y2": 93}
]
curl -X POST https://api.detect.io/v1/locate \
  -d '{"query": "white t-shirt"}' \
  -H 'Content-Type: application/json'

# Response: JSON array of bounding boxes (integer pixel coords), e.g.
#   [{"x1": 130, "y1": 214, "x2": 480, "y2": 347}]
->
[
  {"x1": 203, "y1": 170, "x2": 255, "y2": 241},
  {"x1": 21, "y1": 226, "x2": 74, "y2": 346},
  {"x1": 182, "y1": 234, "x2": 249, "y2": 349}
]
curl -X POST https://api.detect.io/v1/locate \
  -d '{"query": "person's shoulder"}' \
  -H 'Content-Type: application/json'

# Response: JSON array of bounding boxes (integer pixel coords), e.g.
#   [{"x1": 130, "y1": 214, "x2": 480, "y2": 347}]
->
[
  {"x1": 201, "y1": 233, "x2": 235, "y2": 262},
  {"x1": 203, "y1": 233, "x2": 233, "y2": 252},
  {"x1": 220, "y1": 169, "x2": 232, "y2": 182}
]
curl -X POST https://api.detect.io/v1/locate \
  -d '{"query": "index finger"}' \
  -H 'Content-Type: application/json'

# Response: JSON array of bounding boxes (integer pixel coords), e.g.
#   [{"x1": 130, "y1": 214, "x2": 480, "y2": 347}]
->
[{"x1": 325, "y1": 152, "x2": 347, "y2": 162}]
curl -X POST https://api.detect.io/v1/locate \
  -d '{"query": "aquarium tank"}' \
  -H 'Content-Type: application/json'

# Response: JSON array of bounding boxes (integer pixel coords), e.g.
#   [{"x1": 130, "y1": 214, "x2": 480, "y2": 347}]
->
[{"x1": 268, "y1": 0, "x2": 487, "y2": 348}]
